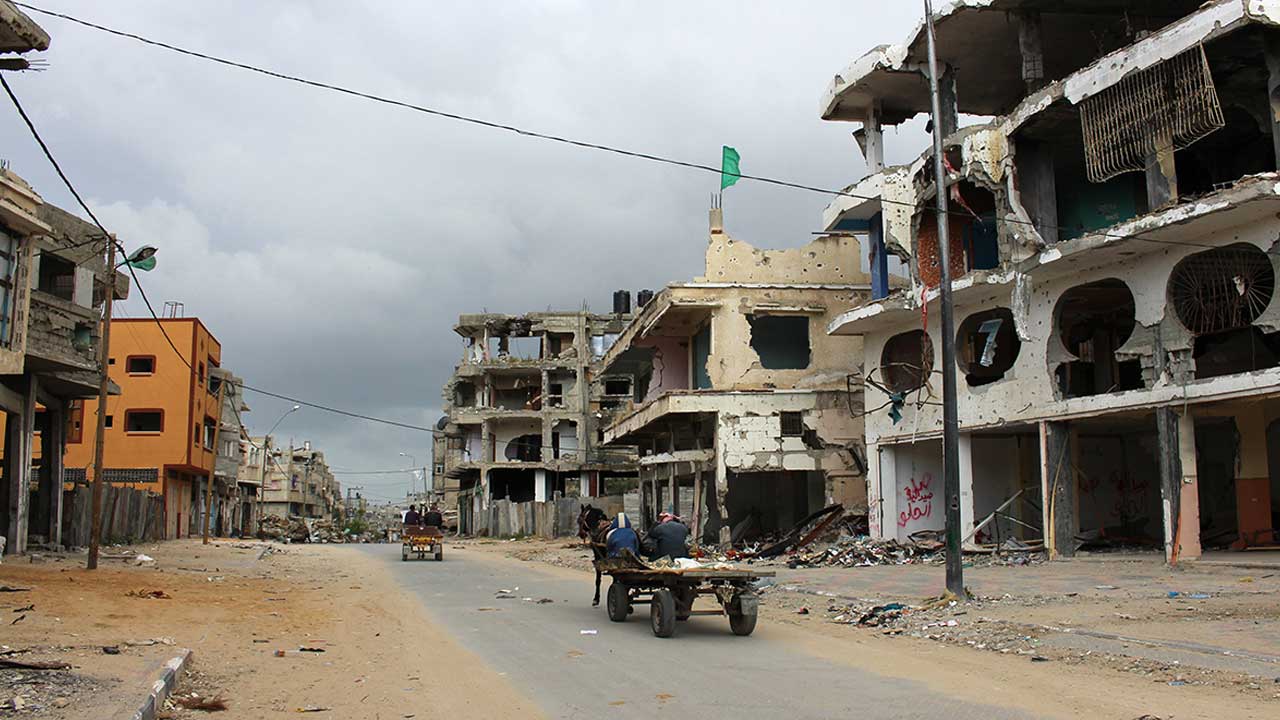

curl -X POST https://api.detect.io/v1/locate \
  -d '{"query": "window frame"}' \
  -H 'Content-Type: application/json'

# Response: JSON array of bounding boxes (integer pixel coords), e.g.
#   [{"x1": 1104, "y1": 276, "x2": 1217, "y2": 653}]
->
[
  {"x1": 125, "y1": 355, "x2": 157, "y2": 375},
  {"x1": 124, "y1": 409, "x2": 164, "y2": 434}
]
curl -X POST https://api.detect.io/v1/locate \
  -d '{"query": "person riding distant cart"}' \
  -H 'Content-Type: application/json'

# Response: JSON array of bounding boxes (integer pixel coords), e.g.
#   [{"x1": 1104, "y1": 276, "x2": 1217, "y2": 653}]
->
[
  {"x1": 403, "y1": 504, "x2": 422, "y2": 526},
  {"x1": 423, "y1": 504, "x2": 444, "y2": 528},
  {"x1": 645, "y1": 512, "x2": 690, "y2": 561}
]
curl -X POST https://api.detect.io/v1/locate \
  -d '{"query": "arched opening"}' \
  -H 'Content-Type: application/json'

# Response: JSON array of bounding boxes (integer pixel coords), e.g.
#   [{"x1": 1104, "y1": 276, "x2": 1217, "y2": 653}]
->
[
  {"x1": 880, "y1": 330, "x2": 934, "y2": 394},
  {"x1": 1169, "y1": 243, "x2": 1279, "y2": 379},
  {"x1": 956, "y1": 307, "x2": 1020, "y2": 386},
  {"x1": 1054, "y1": 279, "x2": 1144, "y2": 398}
]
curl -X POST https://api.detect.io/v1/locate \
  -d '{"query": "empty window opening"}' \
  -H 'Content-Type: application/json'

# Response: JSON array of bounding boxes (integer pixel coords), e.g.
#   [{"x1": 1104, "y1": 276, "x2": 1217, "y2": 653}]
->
[
  {"x1": 36, "y1": 252, "x2": 76, "y2": 301},
  {"x1": 552, "y1": 420, "x2": 579, "y2": 460},
  {"x1": 547, "y1": 370, "x2": 576, "y2": 408},
  {"x1": 880, "y1": 330, "x2": 934, "y2": 394},
  {"x1": 780, "y1": 412, "x2": 804, "y2": 437},
  {"x1": 547, "y1": 383, "x2": 564, "y2": 407},
  {"x1": 604, "y1": 378, "x2": 631, "y2": 396},
  {"x1": 504, "y1": 433, "x2": 542, "y2": 462},
  {"x1": 957, "y1": 308, "x2": 1021, "y2": 387},
  {"x1": 204, "y1": 417, "x2": 216, "y2": 450},
  {"x1": 126, "y1": 356, "x2": 155, "y2": 374},
  {"x1": 747, "y1": 315, "x2": 810, "y2": 370},
  {"x1": 692, "y1": 325, "x2": 712, "y2": 389},
  {"x1": 489, "y1": 469, "x2": 536, "y2": 503},
  {"x1": 454, "y1": 381, "x2": 477, "y2": 407},
  {"x1": 490, "y1": 334, "x2": 541, "y2": 360},
  {"x1": 544, "y1": 332, "x2": 574, "y2": 358},
  {"x1": 1054, "y1": 279, "x2": 1144, "y2": 398},
  {"x1": 492, "y1": 376, "x2": 541, "y2": 410},
  {"x1": 125, "y1": 410, "x2": 163, "y2": 433}
]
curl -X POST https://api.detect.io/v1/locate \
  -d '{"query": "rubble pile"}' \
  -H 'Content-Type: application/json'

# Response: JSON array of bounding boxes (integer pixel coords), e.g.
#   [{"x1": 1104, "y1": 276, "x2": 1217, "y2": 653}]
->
[
  {"x1": 309, "y1": 520, "x2": 345, "y2": 543},
  {"x1": 786, "y1": 535, "x2": 945, "y2": 568},
  {"x1": 258, "y1": 516, "x2": 309, "y2": 543}
]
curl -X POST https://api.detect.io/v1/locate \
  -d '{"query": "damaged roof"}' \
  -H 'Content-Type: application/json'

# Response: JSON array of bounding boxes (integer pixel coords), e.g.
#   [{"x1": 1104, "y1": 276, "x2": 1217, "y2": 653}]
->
[
  {"x1": 820, "y1": 0, "x2": 1206, "y2": 125},
  {"x1": 0, "y1": 1, "x2": 48, "y2": 53}
]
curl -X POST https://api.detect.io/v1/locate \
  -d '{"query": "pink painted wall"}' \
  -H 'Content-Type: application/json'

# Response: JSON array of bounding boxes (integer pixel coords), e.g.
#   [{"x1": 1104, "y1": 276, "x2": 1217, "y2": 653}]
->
[{"x1": 639, "y1": 335, "x2": 690, "y2": 403}]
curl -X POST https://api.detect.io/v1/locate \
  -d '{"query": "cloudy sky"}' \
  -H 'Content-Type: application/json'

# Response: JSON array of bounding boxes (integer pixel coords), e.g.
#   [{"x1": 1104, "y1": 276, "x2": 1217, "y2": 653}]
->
[{"x1": 2, "y1": 1, "x2": 930, "y2": 504}]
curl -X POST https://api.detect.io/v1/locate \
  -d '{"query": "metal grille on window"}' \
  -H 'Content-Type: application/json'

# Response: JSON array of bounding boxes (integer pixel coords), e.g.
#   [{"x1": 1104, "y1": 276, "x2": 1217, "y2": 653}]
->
[
  {"x1": 1170, "y1": 244, "x2": 1275, "y2": 335},
  {"x1": 1080, "y1": 44, "x2": 1224, "y2": 184},
  {"x1": 0, "y1": 230, "x2": 15, "y2": 348}
]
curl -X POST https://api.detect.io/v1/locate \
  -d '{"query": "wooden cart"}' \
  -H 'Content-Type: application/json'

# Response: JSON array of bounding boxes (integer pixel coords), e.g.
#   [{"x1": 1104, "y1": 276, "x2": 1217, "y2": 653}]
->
[
  {"x1": 401, "y1": 525, "x2": 443, "y2": 561},
  {"x1": 596, "y1": 557, "x2": 772, "y2": 638}
]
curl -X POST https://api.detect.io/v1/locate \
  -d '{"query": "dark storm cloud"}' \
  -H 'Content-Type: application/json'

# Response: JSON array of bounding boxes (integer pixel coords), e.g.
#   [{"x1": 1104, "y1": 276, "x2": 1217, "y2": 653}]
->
[{"x1": 0, "y1": 1, "x2": 926, "y2": 501}]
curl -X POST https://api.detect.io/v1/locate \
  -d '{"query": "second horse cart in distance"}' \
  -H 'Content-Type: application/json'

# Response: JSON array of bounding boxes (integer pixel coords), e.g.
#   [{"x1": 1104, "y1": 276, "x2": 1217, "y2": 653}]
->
[{"x1": 596, "y1": 556, "x2": 773, "y2": 638}]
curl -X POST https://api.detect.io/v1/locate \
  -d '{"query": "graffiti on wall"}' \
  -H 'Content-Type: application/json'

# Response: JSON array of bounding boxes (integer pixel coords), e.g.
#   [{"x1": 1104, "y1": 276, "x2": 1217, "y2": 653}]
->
[{"x1": 898, "y1": 473, "x2": 935, "y2": 529}]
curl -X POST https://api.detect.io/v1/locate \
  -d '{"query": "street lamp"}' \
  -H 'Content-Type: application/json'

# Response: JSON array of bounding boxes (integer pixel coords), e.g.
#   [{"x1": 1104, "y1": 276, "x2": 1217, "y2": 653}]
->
[
  {"x1": 268, "y1": 404, "x2": 301, "y2": 436},
  {"x1": 399, "y1": 452, "x2": 418, "y2": 501}
]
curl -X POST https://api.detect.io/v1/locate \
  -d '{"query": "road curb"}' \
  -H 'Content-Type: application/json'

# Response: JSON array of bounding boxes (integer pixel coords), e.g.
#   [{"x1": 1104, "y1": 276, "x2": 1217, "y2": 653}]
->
[{"x1": 129, "y1": 648, "x2": 191, "y2": 720}]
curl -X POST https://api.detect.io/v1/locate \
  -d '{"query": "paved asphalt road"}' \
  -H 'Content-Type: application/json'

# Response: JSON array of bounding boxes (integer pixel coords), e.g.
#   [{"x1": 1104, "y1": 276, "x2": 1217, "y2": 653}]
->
[{"x1": 362, "y1": 545, "x2": 1041, "y2": 720}]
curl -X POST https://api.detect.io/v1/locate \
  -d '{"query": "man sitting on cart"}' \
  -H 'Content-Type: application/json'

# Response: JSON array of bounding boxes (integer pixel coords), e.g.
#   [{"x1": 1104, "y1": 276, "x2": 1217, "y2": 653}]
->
[
  {"x1": 423, "y1": 504, "x2": 444, "y2": 529},
  {"x1": 605, "y1": 512, "x2": 639, "y2": 558},
  {"x1": 646, "y1": 512, "x2": 690, "y2": 561},
  {"x1": 403, "y1": 504, "x2": 422, "y2": 526}
]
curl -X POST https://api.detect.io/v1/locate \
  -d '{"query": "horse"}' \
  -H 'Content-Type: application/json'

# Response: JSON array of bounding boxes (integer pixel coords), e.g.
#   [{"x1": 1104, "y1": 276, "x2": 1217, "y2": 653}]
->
[{"x1": 577, "y1": 504, "x2": 609, "y2": 606}]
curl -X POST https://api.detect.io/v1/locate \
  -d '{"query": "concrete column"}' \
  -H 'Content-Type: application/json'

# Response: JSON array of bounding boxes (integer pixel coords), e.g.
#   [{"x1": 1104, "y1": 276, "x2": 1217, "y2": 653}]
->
[
  {"x1": 861, "y1": 102, "x2": 885, "y2": 173},
  {"x1": 1265, "y1": 35, "x2": 1280, "y2": 169},
  {"x1": 3, "y1": 375, "x2": 37, "y2": 555},
  {"x1": 47, "y1": 403, "x2": 65, "y2": 547},
  {"x1": 1156, "y1": 408, "x2": 1183, "y2": 564},
  {"x1": 958, "y1": 433, "x2": 975, "y2": 544},
  {"x1": 1041, "y1": 420, "x2": 1077, "y2": 558},
  {"x1": 1176, "y1": 411, "x2": 1201, "y2": 561},
  {"x1": 534, "y1": 469, "x2": 547, "y2": 503}
]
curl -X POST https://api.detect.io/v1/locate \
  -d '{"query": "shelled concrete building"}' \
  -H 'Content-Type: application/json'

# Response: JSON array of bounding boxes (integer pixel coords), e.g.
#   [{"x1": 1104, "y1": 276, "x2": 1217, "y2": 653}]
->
[
  {"x1": 596, "y1": 209, "x2": 871, "y2": 543},
  {"x1": 435, "y1": 307, "x2": 637, "y2": 529},
  {"x1": 821, "y1": 0, "x2": 1280, "y2": 560},
  {"x1": 259, "y1": 440, "x2": 340, "y2": 521}
]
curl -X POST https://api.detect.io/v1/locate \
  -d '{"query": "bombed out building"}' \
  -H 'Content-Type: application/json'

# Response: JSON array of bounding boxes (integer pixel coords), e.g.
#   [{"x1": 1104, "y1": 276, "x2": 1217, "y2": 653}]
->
[
  {"x1": 596, "y1": 209, "x2": 870, "y2": 544},
  {"x1": 822, "y1": 0, "x2": 1280, "y2": 560},
  {"x1": 436, "y1": 308, "x2": 637, "y2": 531}
]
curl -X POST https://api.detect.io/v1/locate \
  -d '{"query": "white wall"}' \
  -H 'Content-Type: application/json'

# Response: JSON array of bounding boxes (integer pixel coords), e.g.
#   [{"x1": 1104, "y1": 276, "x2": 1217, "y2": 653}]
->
[{"x1": 891, "y1": 439, "x2": 944, "y2": 541}]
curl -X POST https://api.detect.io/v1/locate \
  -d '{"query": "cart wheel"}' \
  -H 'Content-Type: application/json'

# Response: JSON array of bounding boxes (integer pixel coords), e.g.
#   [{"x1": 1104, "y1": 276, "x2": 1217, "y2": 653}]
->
[
  {"x1": 728, "y1": 610, "x2": 758, "y2": 636},
  {"x1": 401, "y1": 548, "x2": 408, "y2": 562},
  {"x1": 606, "y1": 581, "x2": 630, "y2": 622},
  {"x1": 651, "y1": 588, "x2": 676, "y2": 638},
  {"x1": 434, "y1": 550, "x2": 443, "y2": 561}
]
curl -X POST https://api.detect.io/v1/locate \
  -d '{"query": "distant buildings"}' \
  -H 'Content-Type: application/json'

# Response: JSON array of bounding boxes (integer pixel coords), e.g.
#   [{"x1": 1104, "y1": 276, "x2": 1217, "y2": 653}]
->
[{"x1": 259, "y1": 440, "x2": 340, "y2": 521}]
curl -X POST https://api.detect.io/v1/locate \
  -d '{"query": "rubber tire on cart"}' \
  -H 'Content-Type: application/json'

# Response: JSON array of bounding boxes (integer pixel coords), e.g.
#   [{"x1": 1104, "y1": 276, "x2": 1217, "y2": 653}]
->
[
  {"x1": 651, "y1": 588, "x2": 676, "y2": 638},
  {"x1": 434, "y1": 549, "x2": 443, "y2": 561},
  {"x1": 728, "y1": 610, "x2": 758, "y2": 636},
  {"x1": 606, "y1": 581, "x2": 630, "y2": 622},
  {"x1": 401, "y1": 548, "x2": 408, "y2": 562}
]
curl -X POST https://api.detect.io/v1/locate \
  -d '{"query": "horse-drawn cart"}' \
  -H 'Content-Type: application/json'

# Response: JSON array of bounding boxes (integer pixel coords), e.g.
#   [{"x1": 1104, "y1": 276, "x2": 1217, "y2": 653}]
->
[{"x1": 596, "y1": 556, "x2": 772, "y2": 638}]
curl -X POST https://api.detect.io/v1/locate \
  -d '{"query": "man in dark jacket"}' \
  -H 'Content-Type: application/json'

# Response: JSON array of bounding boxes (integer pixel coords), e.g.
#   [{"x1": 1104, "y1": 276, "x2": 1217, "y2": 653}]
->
[
  {"x1": 403, "y1": 505, "x2": 422, "y2": 525},
  {"x1": 423, "y1": 504, "x2": 444, "y2": 528},
  {"x1": 646, "y1": 512, "x2": 690, "y2": 561}
]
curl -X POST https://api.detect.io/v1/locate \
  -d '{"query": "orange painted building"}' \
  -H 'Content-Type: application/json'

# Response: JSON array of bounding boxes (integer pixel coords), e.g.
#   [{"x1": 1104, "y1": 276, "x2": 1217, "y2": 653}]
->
[{"x1": 64, "y1": 318, "x2": 223, "y2": 539}]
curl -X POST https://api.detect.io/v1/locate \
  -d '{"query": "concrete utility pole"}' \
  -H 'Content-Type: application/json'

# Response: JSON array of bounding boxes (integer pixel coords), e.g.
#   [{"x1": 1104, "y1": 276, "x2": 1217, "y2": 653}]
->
[
  {"x1": 924, "y1": 0, "x2": 965, "y2": 597},
  {"x1": 86, "y1": 237, "x2": 117, "y2": 570}
]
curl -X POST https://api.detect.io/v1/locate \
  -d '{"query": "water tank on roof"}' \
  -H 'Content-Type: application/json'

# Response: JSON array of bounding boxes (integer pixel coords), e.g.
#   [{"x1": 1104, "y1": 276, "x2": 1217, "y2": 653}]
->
[
  {"x1": 612, "y1": 290, "x2": 631, "y2": 315},
  {"x1": 636, "y1": 289, "x2": 654, "y2": 308}
]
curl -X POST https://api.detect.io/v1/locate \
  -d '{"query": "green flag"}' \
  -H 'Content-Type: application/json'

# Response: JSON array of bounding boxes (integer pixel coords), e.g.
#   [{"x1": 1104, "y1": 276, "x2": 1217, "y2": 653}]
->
[
  {"x1": 127, "y1": 256, "x2": 156, "y2": 271},
  {"x1": 720, "y1": 145, "x2": 741, "y2": 190}
]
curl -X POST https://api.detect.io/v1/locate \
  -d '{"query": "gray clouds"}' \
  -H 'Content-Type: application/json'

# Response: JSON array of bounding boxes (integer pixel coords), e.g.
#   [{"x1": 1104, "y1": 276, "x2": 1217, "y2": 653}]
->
[{"x1": 0, "y1": 1, "x2": 925, "y2": 502}]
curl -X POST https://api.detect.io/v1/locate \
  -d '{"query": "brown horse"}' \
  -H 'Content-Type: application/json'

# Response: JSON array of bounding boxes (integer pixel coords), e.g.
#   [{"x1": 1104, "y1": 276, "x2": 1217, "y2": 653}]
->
[{"x1": 577, "y1": 504, "x2": 609, "y2": 606}]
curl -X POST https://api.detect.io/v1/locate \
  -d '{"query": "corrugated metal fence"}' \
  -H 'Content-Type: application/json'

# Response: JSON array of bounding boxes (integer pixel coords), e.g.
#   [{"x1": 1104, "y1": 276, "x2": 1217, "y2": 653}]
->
[{"x1": 62, "y1": 484, "x2": 164, "y2": 547}]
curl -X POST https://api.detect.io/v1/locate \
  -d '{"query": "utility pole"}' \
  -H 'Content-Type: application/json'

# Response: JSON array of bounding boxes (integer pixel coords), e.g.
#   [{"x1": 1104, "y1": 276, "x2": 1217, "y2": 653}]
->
[
  {"x1": 924, "y1": 0, "x2": 965, "y2": 598},
  {"x1": 86, "y1": 237, "x2": 117, "y2": 571}
]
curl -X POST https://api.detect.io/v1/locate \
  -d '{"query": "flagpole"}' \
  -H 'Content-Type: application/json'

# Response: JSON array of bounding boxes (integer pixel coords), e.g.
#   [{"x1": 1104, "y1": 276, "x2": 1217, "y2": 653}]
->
[{"x1": 923, "y1": 0, "x2": 965, "y2": 598}]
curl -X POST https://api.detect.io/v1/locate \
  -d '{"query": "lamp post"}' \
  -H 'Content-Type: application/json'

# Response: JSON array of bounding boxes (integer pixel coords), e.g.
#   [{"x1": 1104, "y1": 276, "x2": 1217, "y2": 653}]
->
[
  {"x1": 256, "y1": 405, "x2": 300, "y2": 526},
  {"x1": 399, "y1": 452, "x2": 417, "y2": 503}
]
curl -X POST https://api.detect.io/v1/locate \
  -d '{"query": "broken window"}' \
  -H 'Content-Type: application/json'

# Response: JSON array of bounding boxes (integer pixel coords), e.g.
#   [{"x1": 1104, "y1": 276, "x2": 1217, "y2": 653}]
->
[
  {"x1": 747, "y1": 315, "x2": 810, "y2": 370},
  {"x1": 780, "y1": 412, "x2": 804, "y2": 437},
  {"x1": 1054, "y1": 279, "x2": 1144, "y2": 398},
  {"x1": 956, "y1": 307, "x2": 1020, "y2": 387},
  {"x1": 692, "y1": 325, "x2": 712, "y2": 389},
  {"x1": 504, "y1": 434, "x2": 542, "y2": 462},
  {"x1": 880, "y1": 330, "x2": 934, "y2": 394},
  {"x1": 204, "y1": 417, "x2": 217, "y2": 450},
  {"x1": 453, "y1": 381, "x2": 477, "y2": 407},
  {"x1": 126, "y1": 355, "x2": 155, "y2": 375},
  {"x1": 36, "y1": 251, "x2": 76, "y2": 301},
  {"x1": 553, "y1": 420, "x2": 578, "y2": 460},
  {"x1": 604, "y1": 378, "x2": 631, "y2": 396},
  {"x1": 125, "y1": 410, "x2": 163, "y2": 433},
  {"x1": 544, "y1": 332, "x2": 574, "y2": 358},
  {"x1": 1170, "y1": 243, "x2": 1280, "y2": 379},
  {"x1": 0, "y1": 229, "x2": 18, "y2": 348}
]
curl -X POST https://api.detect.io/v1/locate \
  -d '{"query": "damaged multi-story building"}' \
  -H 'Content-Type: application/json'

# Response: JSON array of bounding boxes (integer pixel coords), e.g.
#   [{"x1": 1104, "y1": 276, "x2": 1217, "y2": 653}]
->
[
  {"x1": 435, "y1": 309, "x2": 636, "y2": 531},
  {"x1": 595, "y1": 209, "x2": 870, "y2": 544},
  {"x1": 821, "y1": 0, "x2": 1280, "y2": 560},
  {"x1": 259, "y1": 440, "x2": 340, "y2": 521}
]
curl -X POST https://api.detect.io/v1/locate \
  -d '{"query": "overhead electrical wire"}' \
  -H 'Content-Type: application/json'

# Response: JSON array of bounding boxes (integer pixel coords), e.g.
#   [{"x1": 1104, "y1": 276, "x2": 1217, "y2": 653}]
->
[{"x1": 11, "y1": 1, "x2": 1224, "y2": 251}]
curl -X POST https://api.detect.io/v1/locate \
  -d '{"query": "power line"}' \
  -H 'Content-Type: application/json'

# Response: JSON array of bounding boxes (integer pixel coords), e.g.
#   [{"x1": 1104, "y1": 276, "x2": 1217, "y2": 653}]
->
[{"x1": 12, "y1": 1, "x2": 1221, "y2": 252}]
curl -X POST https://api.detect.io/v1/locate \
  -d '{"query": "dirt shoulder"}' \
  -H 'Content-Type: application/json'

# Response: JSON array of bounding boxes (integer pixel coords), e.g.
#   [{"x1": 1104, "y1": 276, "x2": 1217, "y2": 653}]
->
[
  {"x1": 478, "y1": 537, "x2": 1280, "y2": 718},
  {"x1": 0, "y1": 540, "x2": 541, "y2": 719}
]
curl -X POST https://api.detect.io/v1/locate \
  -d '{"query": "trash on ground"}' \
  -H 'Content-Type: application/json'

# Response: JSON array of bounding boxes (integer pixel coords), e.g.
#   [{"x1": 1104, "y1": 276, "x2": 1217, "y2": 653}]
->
[{"x1": 126, "y1": 589, "x2": 172, "y2": 599}]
